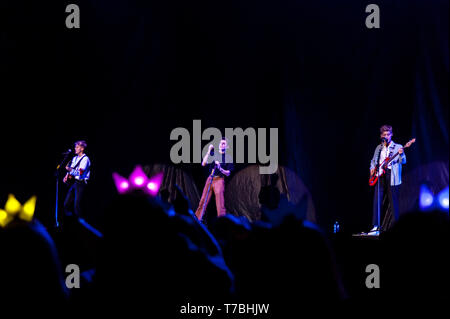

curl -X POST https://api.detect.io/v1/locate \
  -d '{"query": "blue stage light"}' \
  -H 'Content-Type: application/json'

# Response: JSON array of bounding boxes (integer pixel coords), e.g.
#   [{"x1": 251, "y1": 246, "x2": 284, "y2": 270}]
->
[
  {"x1": 437, "y1": 186, "x2": 449, "y2": 211},
  {"x1": 419, "y1": 184, "x2": 434, "y2": 210}
]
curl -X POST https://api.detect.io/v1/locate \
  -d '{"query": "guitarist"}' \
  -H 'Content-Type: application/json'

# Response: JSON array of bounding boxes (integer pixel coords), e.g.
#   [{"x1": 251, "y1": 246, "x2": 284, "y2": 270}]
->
[
  {"x1": 63, "y1": 140, "x2": 91, "y2": 220},
  {"x1": 368, "y1": 125, "x2": 406, "y2": 234}
]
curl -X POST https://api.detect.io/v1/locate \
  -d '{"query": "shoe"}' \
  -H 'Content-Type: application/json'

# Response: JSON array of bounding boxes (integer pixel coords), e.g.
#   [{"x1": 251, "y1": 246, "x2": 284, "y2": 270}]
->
[
  {"x1": 366, "y1": 230, "x2": 379, "y2": 236},
  {"x1": 353, "y1": 231, "x2": 367, "y2": 236}
]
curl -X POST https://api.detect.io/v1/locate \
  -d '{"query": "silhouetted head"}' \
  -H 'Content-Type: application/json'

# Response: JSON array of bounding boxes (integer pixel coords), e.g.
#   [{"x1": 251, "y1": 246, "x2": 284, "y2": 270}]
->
[
  {"x1": 383, "y1": 210, "x2": 450, "y2": 300},
  {"x1": 0, "y1": 220, "x2": 67, "y2": 309},
  {"x1": 259, "y1": 185, "x2": 281, "y2": 210}
]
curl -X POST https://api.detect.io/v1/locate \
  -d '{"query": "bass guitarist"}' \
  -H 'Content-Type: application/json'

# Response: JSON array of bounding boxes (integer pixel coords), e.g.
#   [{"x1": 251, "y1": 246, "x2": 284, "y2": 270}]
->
[
  {"x1": 368, "y1": 125, "x2": 406, "y2": 234},
  {"x1": 63, "y1": 140, "x2": 91, "y2": 219}
]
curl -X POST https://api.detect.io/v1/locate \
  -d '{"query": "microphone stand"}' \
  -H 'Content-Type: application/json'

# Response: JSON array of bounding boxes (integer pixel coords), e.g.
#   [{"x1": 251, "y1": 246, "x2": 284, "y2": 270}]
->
[
  {"x1": 200, "y1": 165, "x2": 216, "y2": 222},
  {"x1": 55, "y1": 152, "x2": 72, "y2": 228},
  {"x1": 377, "y1": 169, "x2": 380, "y2": 232},
  {"x1": 376, "y1": 141, "x2": 384, "y2": 234}
]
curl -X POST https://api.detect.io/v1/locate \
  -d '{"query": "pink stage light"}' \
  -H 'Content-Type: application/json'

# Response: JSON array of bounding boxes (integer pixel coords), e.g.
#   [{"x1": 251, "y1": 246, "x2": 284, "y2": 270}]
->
[
  {"x1": 146, "y1": 172, "x2": 163, "y2": 196},
  {"x1": 113, "y1": 166, "x2": 163, "y2": 197},
  {"x1": 112, "y1": 173, "x2": 130, "y2": 194},
  {"x1": 134, "y1": 177, "x2": 144, "y2": 186},
  {"x1": 129, "y1": 165, "x2": 148, "y2": 188}
]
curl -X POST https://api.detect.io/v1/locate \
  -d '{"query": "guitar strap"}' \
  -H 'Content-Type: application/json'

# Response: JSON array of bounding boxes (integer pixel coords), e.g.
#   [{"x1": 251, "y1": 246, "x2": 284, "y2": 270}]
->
[
  {"x1": 378, "y1": 142, "x2": 394, "y2": 170},
  {"x1": 388, "y1": 142, "x2": 395, "y2": 157},
  {"x1": 71, "y1": 155, "x2": 86, "y2": 171}
]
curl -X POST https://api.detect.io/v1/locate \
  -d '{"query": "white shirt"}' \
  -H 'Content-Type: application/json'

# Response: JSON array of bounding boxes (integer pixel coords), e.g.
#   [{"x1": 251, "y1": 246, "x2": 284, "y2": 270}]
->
[
  {"x1": 69, "y1": 154, "x2": 91, "y2": 181},
  {"x1": 378, "y1": 143, "x2": 392, "y2": 174}
]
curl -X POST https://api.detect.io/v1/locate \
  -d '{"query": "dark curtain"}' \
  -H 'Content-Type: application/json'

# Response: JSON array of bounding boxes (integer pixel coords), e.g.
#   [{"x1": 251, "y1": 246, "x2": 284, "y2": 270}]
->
[
  {"x1": 144, "y1": 163, "x2": 317, "y2": 223},
  {"x1": 143, "y1": 164, "x2": 200, "y2": 212},
  {"x1": 225, "y1": 165, "x2": 316, "y2": 222},
  {"x1": 281, "y1": 0, "x2": 449, "y2": 231}
]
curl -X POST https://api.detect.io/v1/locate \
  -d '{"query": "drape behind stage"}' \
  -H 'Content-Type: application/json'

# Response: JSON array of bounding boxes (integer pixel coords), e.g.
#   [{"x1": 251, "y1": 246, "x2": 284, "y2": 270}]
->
[
  {"x1": 143, "y1": 164, "x2": 201, "y2": 211},
  {"x1": 143, "y1": 164, "x2": 316, "y2": 223}
]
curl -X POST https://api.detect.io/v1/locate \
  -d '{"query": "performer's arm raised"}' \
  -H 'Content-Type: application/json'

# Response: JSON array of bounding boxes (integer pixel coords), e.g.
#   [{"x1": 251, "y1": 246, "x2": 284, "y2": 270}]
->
[{"x1": 202, "y1": 144, "x2": 214, "y2": 166}]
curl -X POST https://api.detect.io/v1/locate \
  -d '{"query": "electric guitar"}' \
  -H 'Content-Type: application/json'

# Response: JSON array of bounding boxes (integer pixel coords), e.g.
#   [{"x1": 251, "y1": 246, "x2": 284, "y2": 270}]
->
[
  {"x1": 369, "y1": 138, "x2": 416, "y2": 186},
  {"x1": 63, "y1": 155, "x2": 86, "y2": 186},
  {"x1": 64, "y1": 167, "x2": 76, "y2": 186}
]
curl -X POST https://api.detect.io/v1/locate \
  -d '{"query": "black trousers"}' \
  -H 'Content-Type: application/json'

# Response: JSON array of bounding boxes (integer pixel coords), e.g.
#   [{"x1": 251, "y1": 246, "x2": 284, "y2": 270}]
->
[
  {"x1": 372, "y1": 169, "x2": 400, "y2": 230},
  {"x1": 64, "y1": 181, "x2": 87, "y2": 218}
]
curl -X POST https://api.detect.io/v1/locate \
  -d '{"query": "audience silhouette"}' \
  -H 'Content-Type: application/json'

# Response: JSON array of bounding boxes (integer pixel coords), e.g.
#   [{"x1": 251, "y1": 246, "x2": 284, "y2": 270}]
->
[{"x1": 1, "y1": 187, "x2": 448, "y2": 315}]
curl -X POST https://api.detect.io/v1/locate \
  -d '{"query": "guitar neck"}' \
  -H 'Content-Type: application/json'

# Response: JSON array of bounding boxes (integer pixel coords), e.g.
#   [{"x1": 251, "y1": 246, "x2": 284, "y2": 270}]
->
[
  {"x1": 386, "y1": 150, "x2": 401, "y2": 165},
  {"x1": 386, "y1": 140, "x2": 414, "y2": 165},
  {"x1": 372, "y1": 138, "x2": 415, "y2": 181}
]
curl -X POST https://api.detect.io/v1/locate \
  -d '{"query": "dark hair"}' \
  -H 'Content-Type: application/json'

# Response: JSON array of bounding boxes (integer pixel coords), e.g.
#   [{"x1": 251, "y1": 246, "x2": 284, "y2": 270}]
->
[
  {"x1": 75, "y1": 140, "x2": 87, "y2": 149},
  {"x1": 380, "y1": 125, "x2": 393, "y2": 134}
]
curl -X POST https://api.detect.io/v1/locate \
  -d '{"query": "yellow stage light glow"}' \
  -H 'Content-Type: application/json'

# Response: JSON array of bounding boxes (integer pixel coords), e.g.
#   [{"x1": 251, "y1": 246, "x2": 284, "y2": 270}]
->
[{"x1": 0, "y1": 194, "x2": 37, "y2": 228}]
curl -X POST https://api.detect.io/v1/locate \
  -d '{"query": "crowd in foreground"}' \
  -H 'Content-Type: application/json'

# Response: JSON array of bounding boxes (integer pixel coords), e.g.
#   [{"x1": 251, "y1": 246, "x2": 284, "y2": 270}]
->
[{"x1": 0, "y1": 185, "x2": 448, "y2": 316}]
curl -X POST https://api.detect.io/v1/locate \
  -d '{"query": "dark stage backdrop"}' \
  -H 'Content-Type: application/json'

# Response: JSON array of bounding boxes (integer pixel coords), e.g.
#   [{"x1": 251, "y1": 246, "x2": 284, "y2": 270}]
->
[{"x1": 1, "y1": 0, "x2": 448, "y2": 232}]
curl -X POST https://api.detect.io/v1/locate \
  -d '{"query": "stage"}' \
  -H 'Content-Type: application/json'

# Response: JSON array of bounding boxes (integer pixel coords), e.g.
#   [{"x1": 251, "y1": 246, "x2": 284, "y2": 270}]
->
[{"x1": 1, "y1": 0, "x2": 448, "y2": 314}]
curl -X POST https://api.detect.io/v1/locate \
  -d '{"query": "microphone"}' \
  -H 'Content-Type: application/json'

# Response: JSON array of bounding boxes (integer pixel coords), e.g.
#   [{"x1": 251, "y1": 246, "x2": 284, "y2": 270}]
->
[
  {"x1": 209, "y1": 146, "x2": 214, "y2": 156},
  {"x1": 62, "y1": 149, "x2": 72, "y2": 155},
  {"x1": 381, "y1": 137, "x2": 387, "y2": 144}
]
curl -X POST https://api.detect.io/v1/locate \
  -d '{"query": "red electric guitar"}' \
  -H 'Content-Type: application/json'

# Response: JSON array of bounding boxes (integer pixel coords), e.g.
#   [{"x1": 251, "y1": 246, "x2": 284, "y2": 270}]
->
[
  {"x1": 63, "y1": 154, "x2": 86, "y2": 186},
  {"x1": 369, "y1": 138, "x2": 416, "y2": 186}
]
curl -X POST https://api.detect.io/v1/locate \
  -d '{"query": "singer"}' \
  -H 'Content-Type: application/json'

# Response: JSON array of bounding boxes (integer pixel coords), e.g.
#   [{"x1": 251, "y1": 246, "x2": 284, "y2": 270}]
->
[
  {"x1": 368, "y1": 125, "x2": 406, "y2": 234},
  {"x1": 63, "y1": 140, "x2": 91, "y2": 220},
  {"x1": 195, "y1": 138, "x2": 234, "y2": 222}
]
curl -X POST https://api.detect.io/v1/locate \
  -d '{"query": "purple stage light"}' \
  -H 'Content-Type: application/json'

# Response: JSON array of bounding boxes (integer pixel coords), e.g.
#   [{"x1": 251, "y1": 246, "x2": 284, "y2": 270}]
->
[
  {"x1": 113, "y1": 173, "x2": 130, "y2": 194},
  {"x1": 134, "y1": 177, "x2": 144, "y2": 186},
  {"x1": 146, "y1": 172, "x2": 163, "y2": 196},
  {"x1": 129, "y1": 165, "x2": 148, "y2": 188},
  {"x1": 113, "y1": 166, "x2": 163, "y2": 196}
]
